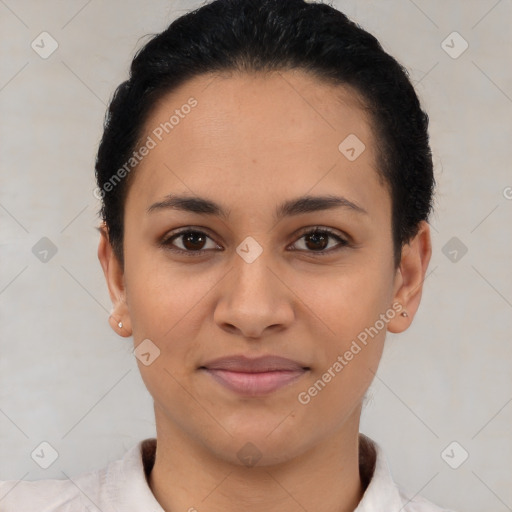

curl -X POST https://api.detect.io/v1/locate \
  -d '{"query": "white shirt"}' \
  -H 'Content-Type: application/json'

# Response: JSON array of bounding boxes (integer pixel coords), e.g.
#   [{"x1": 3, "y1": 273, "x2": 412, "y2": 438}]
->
[{"x1": 0, "y1": 434, "x2": 455, "y2": 511}]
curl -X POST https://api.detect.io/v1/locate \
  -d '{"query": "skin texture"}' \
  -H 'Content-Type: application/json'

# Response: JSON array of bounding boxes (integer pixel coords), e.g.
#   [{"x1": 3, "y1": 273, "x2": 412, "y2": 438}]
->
[{"x1": 98, "y1": 69, "x2": 432, "y2": 512}]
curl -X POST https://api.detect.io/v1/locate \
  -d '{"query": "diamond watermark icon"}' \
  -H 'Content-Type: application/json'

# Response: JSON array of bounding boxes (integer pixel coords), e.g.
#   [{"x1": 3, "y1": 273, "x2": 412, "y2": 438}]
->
[
  {"x1": 31, "y1": 31, "x2": 59, "y2": 59},
  {"x1": 133, "y1": 338, "x2": 161, "y2": 366},
  {"x1": 441, "y1": 31, "x2": 468, "y2": 59},
  {"x1": 338, "y1": 134, "x2": 366, "y2": 161},
  {"x1": 237, "y1": 442, "x2": 262, "y2": 467},
  {"x1": 31, "y1": 441, "x2": 59, "y2": 469},
  {"x1": 442, "y1": 236, "x2": 468, "y2": 263},
  {"x1": 236, "y1": 236, "x2": 263, "y2": 264},
  {"x1": 32, "y1": 237, "x2": 58, "y2": 263},
  {"x1": 441, "y1": 441, "x2": 469, "y2": 469}
]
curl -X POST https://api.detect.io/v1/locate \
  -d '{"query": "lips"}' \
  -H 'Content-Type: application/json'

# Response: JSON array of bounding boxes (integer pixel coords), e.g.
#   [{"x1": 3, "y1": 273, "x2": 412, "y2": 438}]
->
[
  {"x1": 199, "y1": 355, "x2": 310, "y2": 396},
  {"x1": 201, "y1": 355, "x2": 309, "y2": 373}
]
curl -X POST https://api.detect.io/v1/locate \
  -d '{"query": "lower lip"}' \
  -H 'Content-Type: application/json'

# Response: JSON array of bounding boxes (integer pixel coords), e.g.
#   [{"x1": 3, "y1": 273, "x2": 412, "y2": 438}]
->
[{"x1": 202, "y1": 368, "x2": 307, "y2": 396}]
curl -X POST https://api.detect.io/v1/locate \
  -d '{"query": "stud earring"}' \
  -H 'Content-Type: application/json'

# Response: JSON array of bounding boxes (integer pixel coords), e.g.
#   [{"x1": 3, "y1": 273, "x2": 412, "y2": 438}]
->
[
  {"x1": 400, "y1": 311, "x2": 408, "y2": 317},
  {"x1": 118, "y1": 321, "x2": 123, "y2": 329}
]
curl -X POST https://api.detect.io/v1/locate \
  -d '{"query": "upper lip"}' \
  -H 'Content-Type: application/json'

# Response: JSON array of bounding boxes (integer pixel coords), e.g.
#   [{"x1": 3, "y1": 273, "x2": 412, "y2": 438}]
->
[{"x1": 200, "y1": 355, "x2": 309, "y2": 373}]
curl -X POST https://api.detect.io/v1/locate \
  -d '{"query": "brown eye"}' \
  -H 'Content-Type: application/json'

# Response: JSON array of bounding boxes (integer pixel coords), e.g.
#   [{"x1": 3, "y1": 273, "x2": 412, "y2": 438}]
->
[
  {"x1": 290, "y1": 228, "x2": 349, "y2": 255},
  {"x1": 179, "y1": 231, "x2": 207, "y2": 251},
  {"x1": 162, "y1": 229, "x2": 220, "y2": 255},
  {"x1": 303, "y1": 231, "x2": 329, "y2": 251}
]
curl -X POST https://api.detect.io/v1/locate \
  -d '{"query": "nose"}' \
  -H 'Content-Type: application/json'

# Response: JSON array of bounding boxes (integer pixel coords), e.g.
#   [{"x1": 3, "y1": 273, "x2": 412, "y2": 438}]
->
[{"x1": 213, "y1": 247, "x2": 295, "y2": 340}]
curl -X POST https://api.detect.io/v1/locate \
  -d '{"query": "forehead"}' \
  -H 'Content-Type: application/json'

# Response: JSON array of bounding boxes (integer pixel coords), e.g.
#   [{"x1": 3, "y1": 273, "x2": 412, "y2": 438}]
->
[
  {"x1": 143, "y1": 69, "x2": 373, "y2": 154},
  {"x1": 126, "y1": 70, "x2": 389, "y2": 221}
]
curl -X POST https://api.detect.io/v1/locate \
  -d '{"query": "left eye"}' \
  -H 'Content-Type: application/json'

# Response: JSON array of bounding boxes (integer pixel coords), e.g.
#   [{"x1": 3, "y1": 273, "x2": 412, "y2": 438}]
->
[
  {"x1": 161, "y1": 227, "x2": 348, "y2": 256},
  {"x1": 290, "y1": 228, "x2": 349, "y2": 254}
]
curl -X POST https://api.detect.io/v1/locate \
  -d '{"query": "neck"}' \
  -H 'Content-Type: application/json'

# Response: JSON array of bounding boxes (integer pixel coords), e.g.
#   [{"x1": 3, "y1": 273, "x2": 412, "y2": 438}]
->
[{"x1": 148, "y1": 406, "x2": 367, "y2": 512}]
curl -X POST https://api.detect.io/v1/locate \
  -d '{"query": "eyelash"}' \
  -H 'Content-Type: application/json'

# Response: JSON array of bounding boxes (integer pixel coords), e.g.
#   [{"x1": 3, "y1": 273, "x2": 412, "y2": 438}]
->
[{"x1": 160, "y1": 226, "x2": 350, "y2": 257}]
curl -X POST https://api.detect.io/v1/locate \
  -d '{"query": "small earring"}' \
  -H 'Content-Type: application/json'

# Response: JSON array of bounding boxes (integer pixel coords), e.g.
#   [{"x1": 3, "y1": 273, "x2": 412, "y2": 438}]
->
[
  {"x1": 400, "y1": 311, "x2": 408, "y2": 317},
  {"x1": 118, "y1": 321, "x2": 123, "y2": 329}
]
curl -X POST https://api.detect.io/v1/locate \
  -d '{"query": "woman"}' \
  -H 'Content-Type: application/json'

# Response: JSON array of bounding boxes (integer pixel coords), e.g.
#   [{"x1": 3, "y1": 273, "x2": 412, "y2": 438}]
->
[{"x1": 0, "y1": 0, "x2": 456, "y2": 510}]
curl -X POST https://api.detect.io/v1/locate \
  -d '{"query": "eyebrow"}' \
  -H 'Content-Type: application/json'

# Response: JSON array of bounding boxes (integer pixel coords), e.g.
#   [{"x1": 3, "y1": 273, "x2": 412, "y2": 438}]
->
[{"x1": 147, "y1": 193, "x2": 368, "y2": 220}]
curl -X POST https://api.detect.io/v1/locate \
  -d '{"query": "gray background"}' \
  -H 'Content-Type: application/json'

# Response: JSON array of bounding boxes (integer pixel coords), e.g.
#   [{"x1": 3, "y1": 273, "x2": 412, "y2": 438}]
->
[{"x1": 1, "y1": 1, "x2": 511, "y2": 511}]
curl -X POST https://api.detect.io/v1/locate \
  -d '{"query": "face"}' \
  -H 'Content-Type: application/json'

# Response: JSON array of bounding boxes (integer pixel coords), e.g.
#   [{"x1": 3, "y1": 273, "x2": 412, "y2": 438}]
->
[{"x1": 99, "y1": 70, "x2": 430, "y2": 466}]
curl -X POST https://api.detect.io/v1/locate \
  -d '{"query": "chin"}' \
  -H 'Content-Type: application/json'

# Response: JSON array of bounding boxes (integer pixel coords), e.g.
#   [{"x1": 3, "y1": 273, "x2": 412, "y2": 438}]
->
[
  {"x1": 199, "y1": 419, "x2": 309, "y2": 467},
  {"x1": 208, "y1": 435, "x2": 303, "y2": 468}
]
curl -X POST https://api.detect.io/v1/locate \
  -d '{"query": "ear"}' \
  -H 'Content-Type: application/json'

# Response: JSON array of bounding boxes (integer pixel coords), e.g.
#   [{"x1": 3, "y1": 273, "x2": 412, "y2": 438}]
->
[
  {"x1": 97, "y1": 222, "x2": 132, "y2": 337},
  {"x1": 387, "y1": 220, "x2": 432, "y2": 334}
]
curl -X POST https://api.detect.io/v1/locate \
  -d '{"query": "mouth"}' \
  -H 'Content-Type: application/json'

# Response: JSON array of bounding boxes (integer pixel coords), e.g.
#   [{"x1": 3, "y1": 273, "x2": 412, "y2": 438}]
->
[{"x1": 199, "y1": 355, "x2": 310, "y2": 396}]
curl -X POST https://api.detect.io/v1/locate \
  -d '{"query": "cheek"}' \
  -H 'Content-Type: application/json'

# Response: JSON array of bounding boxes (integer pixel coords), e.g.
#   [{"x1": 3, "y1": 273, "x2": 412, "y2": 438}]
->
[
  {"x1": 296, "y1": 339, "x2": 384, "y2": 433},
  {"x1": 295, "y1": 260, "x2": 393, "y2": 401},
  {"x1": 124, "y1": 248, "x2": 206, "y2": 336},
  {"x1": 294, "y1": 267, "x2": 391, "y2": 410},
  {"x1": 124, "y1": 256, "x2": 219, "y2": 383},
  {"x1": 293, "y1": 256, "x2": 393, "y2": 340}
]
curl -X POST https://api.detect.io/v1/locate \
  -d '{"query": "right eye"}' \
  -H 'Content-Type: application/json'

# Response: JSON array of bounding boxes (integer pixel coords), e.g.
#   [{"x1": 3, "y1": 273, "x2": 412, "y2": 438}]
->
[{"x1": 160, "y1": 229, "x2": 222, "y2": 256}]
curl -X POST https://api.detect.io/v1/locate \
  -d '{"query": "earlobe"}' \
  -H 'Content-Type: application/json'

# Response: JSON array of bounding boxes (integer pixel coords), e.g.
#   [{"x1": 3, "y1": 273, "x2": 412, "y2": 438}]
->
[
  {"x1": 108, "y1": 311, "x2": 132, "y2": 337},
  {"x1": 387, "y1": 221, "x2": 432, "y2": 334},
  {"x1": 97, "y1": 222, "x2": 133, "y2": 337}
]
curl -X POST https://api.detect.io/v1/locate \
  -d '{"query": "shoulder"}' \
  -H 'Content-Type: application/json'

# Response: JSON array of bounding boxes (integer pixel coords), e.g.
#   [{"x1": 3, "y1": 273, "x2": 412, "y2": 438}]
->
[
  {"x1": 397, "y1": 487, "x2": 458, "y2": 512},
  {"x1": 0, "y1": 438, "x2": 160, "y2": 512},
  {"x1": 0, "y1": 443, "x2": 131, "y2": 512},
  {"x1": 356, "y1": 433, "x2": 458, "y2": 512},
  {"x1": 0, "y1": 474, "x2": 95, "y2": 511}
]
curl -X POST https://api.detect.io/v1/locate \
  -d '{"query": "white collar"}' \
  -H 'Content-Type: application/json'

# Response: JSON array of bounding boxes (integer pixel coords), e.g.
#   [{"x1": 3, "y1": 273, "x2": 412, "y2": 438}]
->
[
  {"x1": 101, "y1": 434, "x2": 406, "y2": 511},
  {"x1": 354, "y1": 434, "x2": 405, "y2": 510}
]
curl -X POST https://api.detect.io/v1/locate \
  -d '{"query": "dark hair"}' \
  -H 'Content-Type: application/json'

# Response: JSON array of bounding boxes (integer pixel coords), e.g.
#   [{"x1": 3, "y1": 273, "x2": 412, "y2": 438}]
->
[{"x1": 95, "y1": 0, "x2": 435, "y2": 270}]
